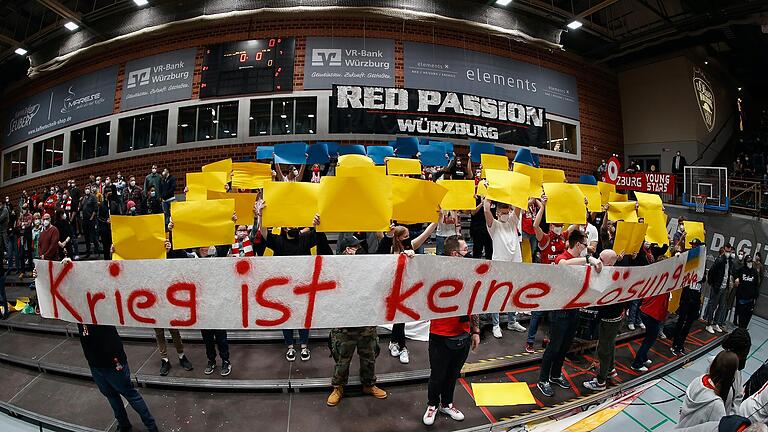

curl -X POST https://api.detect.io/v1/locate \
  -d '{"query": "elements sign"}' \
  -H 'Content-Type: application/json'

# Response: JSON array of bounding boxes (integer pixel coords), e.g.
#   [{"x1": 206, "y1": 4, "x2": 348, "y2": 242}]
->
[
  {"x1": 329, "y1": 85, "x2": 546, "y2": 145},
  {"x1": 122, "y1": 48, "x2": 196, "y2": 111},
  {"x1": 692, "y1": 67, "x2": 715, "y2": 132},
  {"x1": 404, "y1": 42, "x2": 579, "y2": 120},
  {"x1": 304, "y1": 38, "x2": 395, "y2": 89},
  {"x1": 4, "y1": 66, "x2": 118, "y2": 148}
]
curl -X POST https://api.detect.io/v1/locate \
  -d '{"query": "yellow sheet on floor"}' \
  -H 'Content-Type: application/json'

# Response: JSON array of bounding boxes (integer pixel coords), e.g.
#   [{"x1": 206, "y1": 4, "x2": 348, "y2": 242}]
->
[{"x1": 471, "y1": 382, "x2": 536, "y2": 406}]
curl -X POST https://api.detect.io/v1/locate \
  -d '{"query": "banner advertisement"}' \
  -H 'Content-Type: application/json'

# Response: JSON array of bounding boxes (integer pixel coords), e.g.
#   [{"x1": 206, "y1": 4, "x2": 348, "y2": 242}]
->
[
  {"x1": 615, "y1": 173, "x2": 675, "y2": 194},
  {"x1": 35, "y1": 249, "x2": 703, "y2": 329},
  {"x1": 121, "y1": 48, "x2": 196, "y2": 111},
  {"x1": 5, "y1": 66, "x2": 118, "y2": 148},
  {"x1": 403, "y1": 42, "x2": 579, "y2": 120},
  {"x1": 329, "y1": 85, "x2": 547, "y2": 146},
  {"x1": 304, "y1": 38, "x2": 395, "y2": 89}
]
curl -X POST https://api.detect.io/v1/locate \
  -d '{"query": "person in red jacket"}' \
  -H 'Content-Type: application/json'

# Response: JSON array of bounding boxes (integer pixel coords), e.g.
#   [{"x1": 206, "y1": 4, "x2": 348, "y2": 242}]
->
[
  {"x1": 37, "y1": 213, "x2": 60, "y2": 261},
  {"x1": 630, "y1": 267, "x2": 670, "y2": 372}
]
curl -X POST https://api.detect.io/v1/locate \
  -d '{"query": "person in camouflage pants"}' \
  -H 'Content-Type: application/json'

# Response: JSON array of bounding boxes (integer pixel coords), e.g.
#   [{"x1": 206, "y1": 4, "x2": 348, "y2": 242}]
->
[{"x1": 327, "y1": 237, "x2": 388, "y2": 406}]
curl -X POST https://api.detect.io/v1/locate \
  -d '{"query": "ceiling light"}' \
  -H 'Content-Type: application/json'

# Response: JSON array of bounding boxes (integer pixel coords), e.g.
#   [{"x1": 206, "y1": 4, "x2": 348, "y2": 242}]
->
[
  {"x1": 738, "y1": 87, "x2": 742, "y2": 91},
  {"x1": 307, "y1": 114, "x2": 315, "y2": 118},
  {"x1": 280, "y1": 114, "x2": 287, "y2": 118},
  {"x1": 133, "y1": 0, "x2": 149, "y2": 5},
  {"x1": 64, "y1": 21, "x2": 79, "y2": 31},
  {"x1": 704, "y1": 60, "x2": 709, "y2": 65},
  {"x1": 249, "y1": 116, "x2": 254, "y2": 120},
  {"x1": 14, "y1": 48, "x2": 27, "y2": 56},
  {"x1": 495, "y1": 0, "x2": 513, "y2": 5},
  {"x1": 180, "y1": 123, "x2": 188, "y2": 127},
  {"x1": 567, "y1": 20, "x2": 583, "y2": 30}
]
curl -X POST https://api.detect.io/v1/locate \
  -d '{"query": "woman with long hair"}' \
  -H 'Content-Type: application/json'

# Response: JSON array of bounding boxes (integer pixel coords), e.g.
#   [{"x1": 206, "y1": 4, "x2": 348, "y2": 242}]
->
[{"x1": 677, "y1": 350, "x2": 739, "y2": 429}]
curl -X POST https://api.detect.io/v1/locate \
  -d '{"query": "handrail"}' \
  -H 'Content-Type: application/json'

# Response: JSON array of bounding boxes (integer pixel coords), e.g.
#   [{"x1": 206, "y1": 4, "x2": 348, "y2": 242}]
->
[{"x1": 691, "y1": 110, "x2": 738, "y2": 166}]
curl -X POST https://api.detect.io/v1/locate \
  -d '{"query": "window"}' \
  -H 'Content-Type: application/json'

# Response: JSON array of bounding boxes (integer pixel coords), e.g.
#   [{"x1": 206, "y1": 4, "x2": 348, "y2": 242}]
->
[
  {"x1": 249, "y1": 99, "x2": 271, "y2": 136},
  {"x1": 545, "y1": 118, "x2": 578, "y2": 155},
  {"x1": 294, "y1": 98, "x2": 316, "y2": 134},
  {"x1": 248, "y1": 97, "x2": 316, "y2": 137},
  {"x1": 3, "y1": 147, "x2": 27, "y2": 181},
  {"x1": 272, "y1": 99, "x2": 294, "y2": 135},
  {"x1": 178, "y1": 102, "x2": 239, "y2": 143},
  {"x1": 32, "y1": 135, "x2": 64, "y2": 172},
  {"x1": 118, "y1": 110, "x2": 168, "y2": 152},
  {"x1": 70, "y1": 122, "x2": 110, "y2": 162},
  {"x1": 177, "y1": 107, "x2": 197, "y2": 144}
]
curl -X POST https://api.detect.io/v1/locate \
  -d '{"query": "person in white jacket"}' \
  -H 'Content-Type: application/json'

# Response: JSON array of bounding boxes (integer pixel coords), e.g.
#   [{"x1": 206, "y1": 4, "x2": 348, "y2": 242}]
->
[
  {"x1": 738, "y1": 379, "x2": 768, "y2": 424},
  {"x1": 677, "y1": 350, "x2": 740, "y2": 430}
]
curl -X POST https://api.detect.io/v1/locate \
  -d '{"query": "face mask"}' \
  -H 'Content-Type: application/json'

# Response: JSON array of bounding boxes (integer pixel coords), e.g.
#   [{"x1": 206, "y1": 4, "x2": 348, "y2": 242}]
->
[
  {"x1": 105, "y1": 181, "x2": 111, "y2": 186},
  {"x1": 130, "y1": 181, "x2": 136, "y2": 187},
  {"x1": 61, "y1": 214, "x2": 67, "y2": 221},
  {"x1": 498, "y1": 213, "x2": 511, "y2": 223},
  {"x1": 738, "y1": 253, "x2": 744, "y2": 260},
  {"x1": 42, "y1": 220, "x2": 50, "y2": 227},
  {"x1": 130, "y1": 208, "x2": 137, "y2": 215},
  {"x1": 292, "y1": 170, "x2": 299, "y2": 177},
  {"x1": 313, "y1": 166, "x2": 320, "y2": 173},
  {"x1": 208, "y1": 246, "x2": 217, "y2": 257},
  {"x1": 678, "y1": 225, "x2": 685, "y2": 233},
  {"x1": 150, "y1": 191, "x2": 156, "y2": 197},
  {"x1": 85, "y1": 190, "x2": 91, "y2": 195},
  {"x1": 34, "y1": 219, "x2": 40, "y2": 226},
  {"x1": 152, "y1": 169, "x2": 157, "y2": 174},
  {"x1": 552, "y1": 226, "x2": 563, "y2": 235},
  {"x1": 286, "y1": 228, "x2": 300, "y2": 238},
  {"x1": 747, "y1": 262, "x2": 753, "y2": 269}
]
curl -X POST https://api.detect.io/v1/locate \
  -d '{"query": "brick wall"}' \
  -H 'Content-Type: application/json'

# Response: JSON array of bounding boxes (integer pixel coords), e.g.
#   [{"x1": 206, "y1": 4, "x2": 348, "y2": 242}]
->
[{"x1": 0, "y1": 16, "x2": 623, "y2": 200}]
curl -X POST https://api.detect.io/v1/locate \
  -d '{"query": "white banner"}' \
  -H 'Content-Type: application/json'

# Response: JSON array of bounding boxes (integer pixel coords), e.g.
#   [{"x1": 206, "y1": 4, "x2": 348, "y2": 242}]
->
[{"x1": 34, "y1": 248, "x2": 705, "y2": 329}]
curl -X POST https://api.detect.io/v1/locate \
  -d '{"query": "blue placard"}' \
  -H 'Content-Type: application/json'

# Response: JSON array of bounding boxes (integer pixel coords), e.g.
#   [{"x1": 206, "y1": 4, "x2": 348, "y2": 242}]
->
[
  {"x1": 420, "y1": 147, "x2": 449, "y2": 167},
  {"x1": 317, "y1": 142, "x2": 339, "y2": 157},
  {"x1": 430, "y1": 141, "x2": 453, "y2": 154},
  {"x1": 307, "y1": 143, "x2": 330, "y2": 165},
  {"x1": 338, "y1": 144, "x2": 367, "y2": 156},
  {"x1": 513, "y1": 147, "x2": 535, "y2": 167},
  {"x1": 256, "y1": 146, "x2": 274, "y2": 160},
  {"x1": 274, "y1": 142, "x2": 308, "y2": 165},
  {"x1": 367, "y1": 146, "x2": 395, "y2": 165},
  {"x1": 469, "y1": 142, "x2": 495, "y2": 163},
  {"x1": 579, "y1": 175, "x2": 598, "y2": 185},
  {"x1": 532, "y1": 153, "x2": 541, "y2": 167},
  {"x1": 395, "y1": 137, "x2": 419, "y2": 157},
  {"x1": 495, "y1": 146, "x2": 507, "y2": 156}
]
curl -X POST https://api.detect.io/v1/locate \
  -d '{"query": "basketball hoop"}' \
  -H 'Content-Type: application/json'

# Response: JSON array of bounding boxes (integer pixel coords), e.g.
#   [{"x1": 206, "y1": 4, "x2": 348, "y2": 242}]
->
[{"x1": 694, "y1": 194, "x2": 707, "y2": 213}]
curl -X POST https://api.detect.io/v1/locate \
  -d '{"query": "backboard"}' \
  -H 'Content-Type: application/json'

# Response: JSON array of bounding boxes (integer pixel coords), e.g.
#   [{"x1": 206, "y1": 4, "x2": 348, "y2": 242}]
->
[{"x1": 683, "y1": 166, "x2": 729, "y2": 212}]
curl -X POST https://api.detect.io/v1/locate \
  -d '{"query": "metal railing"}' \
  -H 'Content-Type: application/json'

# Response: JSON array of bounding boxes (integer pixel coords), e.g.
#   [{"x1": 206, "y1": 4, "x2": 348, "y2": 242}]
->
[{"x1": 729, "y1": 179, "x2": 762, "y2": 215}]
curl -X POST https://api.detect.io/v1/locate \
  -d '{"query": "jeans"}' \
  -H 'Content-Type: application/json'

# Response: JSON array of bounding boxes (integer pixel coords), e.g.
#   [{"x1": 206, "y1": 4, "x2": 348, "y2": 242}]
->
[
  {"x1": 522, "y1": 232, "x2": 537, "y2": 262},
  {"x1": 596, "y1": 319, "x2": 622, "y2": 383},
  {"x1": 90, "y1": 365, "x2": 157, "y2": 431},
  {"x1": 391, "y1": 323, "x2": 406, "y2": 349},
  {"x1": 488, "y1": 312, "x2": 517, "y2": 327},
  {"x1": 673, "y1": 288, "x2": 701, "y2": 351},
  {"x1": 627, "y1": 300, "x2": 642, "y2": 325},
  {"x1": 631, "y1": 313, "x2": 661, "y2": 369},
  {"x1": 539, "y1": 310, "x2": 578, "y2": 382},
  {"x1": 83, "y1": 218, "x2": 98, "y2": 254},
  {"x1": 0, "y1": 275, "x2": 6, "y2": 311},
  {"x1": 527, "y1": 311, "x2": 546, "y2": 344},
  {"x1": 427, "y1": 333, "x2": 470, "y2": 407},
  {"x1": 704, "y1": 287, "x2": 727, "y2": 326},
  {"x1": 283, "y1": 329, "x2": 309, "y2": 347},
  {"x1": 5, "y1": 234, "x2": 17, "y2": 270},
  {"x1": 470, "y1": 229, "x2": 493, "y2": 259},
  {"x1": 200, "y1": 330, "x2": 229, "y2": 362},
  {"x1": 735, "y1": 300, "x2": 755, "y2": 329},
  {"x1": 162, "y1": 200, "x2": 172, "y2": 226},
  {"x1": 435, "y1": 235, "x2": 447, "y2": 256}
]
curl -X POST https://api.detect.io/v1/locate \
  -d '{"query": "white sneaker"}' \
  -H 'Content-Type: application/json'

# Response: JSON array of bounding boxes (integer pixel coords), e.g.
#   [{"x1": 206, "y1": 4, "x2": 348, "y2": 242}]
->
[
  {"x1": 507, "y1": 321, "x2": 527, "y2": 332},
  {"x1": 389, "y1": 341, "x2": 400, "y2": 357},
  {"x1": 492, "y1": 325, "x2": 503, "y2": 339},
  {"x1": 439, "y1": 404, "x2": 465, "y2": 421},
  {"x1": 639, "y1": 322, "x2": 646, "y2": 330},
  {"x1": 399, "y1": 348, "x2": 410, "y2": 364},
  {"x1": 628, "y1": 323, "x2": 635, "y2": 331},
  {"x1": 645, "y1": 359, "x2": 652, "y2": 366},
  {"x1": 423, "y1": 405, "x2": 438, "y2": 425},
  {"x1": 714, "y1": 324, "x2": 723, "y2": 333},
  {"x1": 705, "y1": 325, "x2": 715, "y2": 334},
  {"x1": 659, "y1": 331, "x2": 667, "y2": 340},
  {"x1": 521, "y1": 311, "x2": 532, "y2": 316}
]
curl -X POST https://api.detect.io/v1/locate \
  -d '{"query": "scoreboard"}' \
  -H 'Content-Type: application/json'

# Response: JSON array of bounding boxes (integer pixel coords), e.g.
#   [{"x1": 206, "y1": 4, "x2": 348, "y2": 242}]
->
[{"x1": 200, "y1": 38, "x2": 295, "y2": 98}]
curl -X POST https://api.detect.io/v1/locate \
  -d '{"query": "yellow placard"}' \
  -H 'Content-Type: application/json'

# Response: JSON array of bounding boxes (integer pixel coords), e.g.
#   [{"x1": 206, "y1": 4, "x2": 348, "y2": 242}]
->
[
  {"x1": 202, "y1": 158, "x2": 233, "y2": 177},
  {"x1": 578, "y1": 184, "x2": 602, "y2": 213},
  {"x1": 337, "y1": 164, "x2": 386, "y2": 177},
  {"x1": 436, "y1": 180, "x2": 476, "y2": 210},
  {"x1": 613, "y1": 221, "x2": 648, "y2": 255},
  {"x1": 644, "y1": 210, "x2": 669, "y2": 246},
  {"x1": 317, "y1": 175, "x2": 392, "y2": 232},
  {"x1": 262, "y1": 182, "x2": 320, "y2": 228},
  {"x1": 471, "y1": 383, "x2": 536, "y2": 406},
  {"x1": 207, "y1": 191, "x2": 259, "y2": 223},
  {"x1": 543, "y1": 183, "x2": 587, "y2": 225},
  {"x1": 170, "y1": 199, "x2": 235, "y2": 250},
  {"x1": 386, "y1": 157, "x2": 422, "y2": 176},
  {"x1": 685, "y1": 221, "x2": 705, "y2": 244},
  {"x1": 111, "y1": 214, "x2": 167, "y2": 260},
  {"x1": 598, "y1": 182, "x2": 616, "y2": 205},
  {"x1": 541, "y1": 168, "x2": 566, "y2": 183},
  {"x1": 338, "y1": 154, "x2": 375, "y2": 168},
  {"x1": 231, "y1": 162, "x2": 272, "y2": 189},
  {"x1": 476, "y1": 181, "x2": 487, "y2": 197},
  {"x1": 390, "y1": 176, "x2": 447, "y2": 223},
  {"x1": 186, "y1": 172, "x2": 227, "y2": 201},
  {"x1": 607, "y1": 201, "x2": 638, "y2": 222},
  {"x1": 609, "y1": 192, "x2": 628, "y2": 203},
  {"x1": 635, "y1": 191, "x2": 664, "y2": 218},
  {"x1": 481, "y1": 154, "x2": 509, "y2": 178},
  {"x1": 513, "y1": 163, "x2": 544, "y2": 199},
  {"x1": 485, "y1": 169, "x2": 530, "y2": 210}
]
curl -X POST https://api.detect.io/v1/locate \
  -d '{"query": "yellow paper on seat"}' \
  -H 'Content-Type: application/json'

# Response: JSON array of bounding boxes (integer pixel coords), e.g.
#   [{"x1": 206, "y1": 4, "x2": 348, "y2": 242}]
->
[
  {"x1": 607, "y1": 201, "x2": 638, "y2": 222},
  {"x1": 485, "y1": 169, "x2": 530, "y2": 210},
  {"x1": 471, "y1": 383, "x2": 536, "y2": 406},
  {"x1": 170, "y1": 199, "x2": 235, "y2": 250},
  {"x1": 685, "y1": 221, "x2": 705, "y2": 245},
  {"x1": 543, "y1": 183, "x2": 586, "y2": 225},
  {"x1": 231, "y1": 162, "x2": 272, "y2": 189},
  {"x1": 186, "y1": 172, "x2": 227, "y2": 201},
  {"x1": 317, "y1": 175, "x2": 392, "y2": 232},
  {"x1": 644, "y1": 210, "x2": 669, "y2": 246},
  {"x1": 609, "y1": 192, "x2": 628, "y2": 203},
  {"x1": 578, "y1": 184, "x2": 602, "y2": 212},
  {"x1": 598, "y1": 182, "x2": 616, "y2": 205},
  {"x1": 202, "y1": 158, "x2": 233, "y2": 177},
  {"x1": 436, "y1": 180, "x2": 476, "y2": 210},
  {"x1": 541, "y1": 168, "x2": 566, "y2": 183},
  {"x1": 635, "y1": 192, "x2": 664, "y2": 218},
  {"x1": 390, "y1": 177, "x2": 447, "y2": 223},
  {"x1": 513, "y1": 163, "x2": 544, "y2": 199},
  {"x1": 262, "y1": 182, "x2": 319, "y2": 228},
  {"x1": 207, "y1": 191, "x2": 259, "y2": 223},
  {"x1": 481, "y1": 154, "x2": 509, "y2": 178},
  {"x1": 613, "y1": 221, "x2": 648, "y2": 255},
  {"x1": 386, "y1": 158, "x2": 422, "y2": 176},
  {"x1": 111, "y1": 214, "x2": 167, "y2": 260}
]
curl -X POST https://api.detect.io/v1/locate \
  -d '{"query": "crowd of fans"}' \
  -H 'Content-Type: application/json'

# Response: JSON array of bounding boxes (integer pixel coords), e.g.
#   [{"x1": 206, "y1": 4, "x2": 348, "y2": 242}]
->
[{"x1": 4, "y1": 149, "x2": 767, "y2": 431}]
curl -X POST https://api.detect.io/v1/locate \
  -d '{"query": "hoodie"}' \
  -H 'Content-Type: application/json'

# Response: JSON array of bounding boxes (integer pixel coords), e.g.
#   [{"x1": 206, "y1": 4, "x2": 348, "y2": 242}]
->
[
  {"x1": 737, "y1": 378, "x2": 768, "y2": 423},
  {"x1": 677, "y1": 375, "x2": 727, "y2": 430}
]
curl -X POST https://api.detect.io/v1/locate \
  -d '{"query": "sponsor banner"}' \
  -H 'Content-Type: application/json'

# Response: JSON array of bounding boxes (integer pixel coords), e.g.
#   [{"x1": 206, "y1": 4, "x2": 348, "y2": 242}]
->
[
  {"x1": 4, "y1": 66, "x2": 118, "y2": 148},
  {"x1": 329, "y1": 85, "x2": 547, "y2": 146},
  {"x1": 122, "y1": 49, "x2": 196, "y2": 111},
  {"x1": 304, "y1": 38, "x2": 395, "y2": 89},
  {"x1": 404, "y1": 42, "x2": 579, "y2": 120},
  {"x1": 35, "y1": 249, "x2": 703, "y2": 329},
  {"x1": 615, "y1": 173, "x2": 675, "y2": 194}
]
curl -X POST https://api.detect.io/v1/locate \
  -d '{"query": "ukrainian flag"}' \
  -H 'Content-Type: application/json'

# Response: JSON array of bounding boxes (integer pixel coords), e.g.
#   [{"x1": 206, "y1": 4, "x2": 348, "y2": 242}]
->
[{"x1": 685, "y1": 246, "x2": 702, "y2": 272}]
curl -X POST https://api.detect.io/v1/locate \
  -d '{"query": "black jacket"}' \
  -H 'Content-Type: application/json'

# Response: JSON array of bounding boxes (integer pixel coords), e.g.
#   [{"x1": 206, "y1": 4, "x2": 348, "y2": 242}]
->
[
  {"x1": 736, "y1": 267, "x2": 760, "y2": 302},
  {"x1": 160, "y1": 175, "x2": 176, "y2": 201},
  {"x1": 709, "y1": 255, "x2": 733, "y2": 292},
  {"x1": 77, "y1": 324, "x2": 127, "y2": 369}
]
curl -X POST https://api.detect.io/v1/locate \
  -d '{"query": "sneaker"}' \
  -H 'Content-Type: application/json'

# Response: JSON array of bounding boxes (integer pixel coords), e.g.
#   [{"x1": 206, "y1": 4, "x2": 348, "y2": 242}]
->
[
  {"x1": 423, "y1": 405, "x2": 438, "y2": 426},
  {"x1": 492, "y1": 325, "x2": 503, "y2": 339},
  {"x1": 639, "y1": 322, "x2": 646, "y2": 330},
  {"x1": 705, "y1": 325, "x2": 715, "y2": 334},
  {"x1": 300, "y1": 347, "x2": 311, "y2": 361},
  {"x1": 583, "y1": 378, "x2": 606, "y2": 391},
  {"x1": 550, "y1": 375, "x2": 571, "y2": 389},
  {"x1": 525, "y1": 342, "x2": 535, "y2": 353},
  {"x1": 631, "y1": 364, "x2": 648, "y2": 373},
  {"x1": 538, "y1": 381, "x2": 554, "y2": 397},
  {"x1": 645, "y1": 359, "x2": 652, "y2": 366},
  {"x1": 327, "y1": 386, "x2": 344, "y2": 406},
  {"x1": 608, "y1": 369, "x2": 618, "y2": 379},
  {"x1": 671, "y1": 347, "x2": 680, "y2": 356},
  {"x1": 714, "y1": 324, "x2": 723, "y2": 333},
  {"x1": 439, "y1": 404, "x2": 465, "y2": 421},
  {"x1": 399, "y1": 348, "x2": 410, "y2": 364},
  {"x1": 659, "y1": 331, "x2": 667, "y2": 340},
  {"x1": 159, "y1": 359, "x2": 171, "y2": 376},
  {"x1": 362, "y1": 385, "x2": 388, "y2": 399},
  {"x1": 507, "y1": 321, "x2": 527, "y2": 332},
  {"x1": 628, "y1": 323, "x2": 635, "y2": 331},
  {"x1": 220, "y1": 361, "x2": 231, "y2": 376},
  {"x1": 204, "y1": 360, "x2": 216, "y2": 375},
  {"x1": 179, "y1": 354, "x2": 193, "y2": 371},
  {"x1": 286, "y1": 347, "x2": 297, "y2": 362},
  {"x1": 389, "y1": 341, "x2": 401, "y2": 357}
]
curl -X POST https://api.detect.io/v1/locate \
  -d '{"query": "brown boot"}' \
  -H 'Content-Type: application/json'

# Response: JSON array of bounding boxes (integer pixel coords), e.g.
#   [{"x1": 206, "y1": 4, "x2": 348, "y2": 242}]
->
[
  {"x1": 327, "y1": 386, "x2": 343, "y2": 406},
  {"x1": 362, "y1": 385, "x2": 388, "y2": 399}
]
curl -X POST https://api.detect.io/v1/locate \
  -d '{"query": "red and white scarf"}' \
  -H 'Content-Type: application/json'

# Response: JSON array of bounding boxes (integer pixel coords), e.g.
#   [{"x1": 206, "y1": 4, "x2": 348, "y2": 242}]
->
[
  {"x1": 231, "y1": 236, "x2": 254, "y2": 257},
  {"x1": 64, "y1": 196, "x2": 72, "y2": 212}
]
